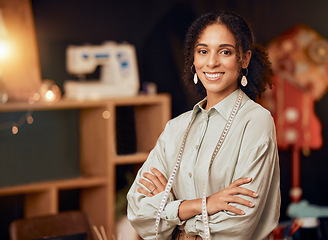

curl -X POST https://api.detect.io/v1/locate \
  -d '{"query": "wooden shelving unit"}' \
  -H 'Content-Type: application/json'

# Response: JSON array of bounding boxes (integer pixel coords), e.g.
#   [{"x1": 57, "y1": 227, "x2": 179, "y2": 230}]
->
[{"x1": 0, "y1": 94, "x2": 171, "y2": 237}]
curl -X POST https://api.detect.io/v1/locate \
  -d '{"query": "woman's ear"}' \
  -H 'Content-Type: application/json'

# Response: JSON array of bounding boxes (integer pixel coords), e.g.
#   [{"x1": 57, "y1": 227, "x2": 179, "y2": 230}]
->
[{"x1": 242, "y1": 50, "x2": 252, "y2": 68}]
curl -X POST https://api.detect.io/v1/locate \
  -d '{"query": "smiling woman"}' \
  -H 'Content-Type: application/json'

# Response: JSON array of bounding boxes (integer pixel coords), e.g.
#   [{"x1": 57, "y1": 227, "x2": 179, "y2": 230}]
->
[
  {"x1": 183, "y1": 12, "x2": 273, "y2": 104},
  {"x1": 193, "y1": 23, "x2": 251, "y2": 107},
  {"x1": 127, "y1": 10, "x2": 280, "y2": 240}
]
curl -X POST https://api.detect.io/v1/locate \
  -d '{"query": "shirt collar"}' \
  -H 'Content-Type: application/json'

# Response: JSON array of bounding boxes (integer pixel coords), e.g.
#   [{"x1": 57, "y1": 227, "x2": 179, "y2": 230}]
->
[
  {"x1": 191, "y1": 89, "x2": 249, "y2": 121},
  {"x1": 191, "y1": 98, "x2": 206, "y2": 120}
]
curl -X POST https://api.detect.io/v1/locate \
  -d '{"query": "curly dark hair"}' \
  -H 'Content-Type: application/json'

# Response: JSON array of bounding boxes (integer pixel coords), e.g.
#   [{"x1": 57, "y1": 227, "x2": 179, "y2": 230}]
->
[{"x1": 183, "y1": 10, "x2": 273, "y2": 101}]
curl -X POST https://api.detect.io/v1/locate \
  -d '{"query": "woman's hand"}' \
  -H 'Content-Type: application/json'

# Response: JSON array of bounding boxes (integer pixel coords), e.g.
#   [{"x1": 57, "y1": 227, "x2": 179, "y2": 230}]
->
[
  {"x1": 206, "y1": 177, "x2": 258, "y2": 215},
  {"x1": 137, "y1": 167, "x2": 173, "y2": 197}
]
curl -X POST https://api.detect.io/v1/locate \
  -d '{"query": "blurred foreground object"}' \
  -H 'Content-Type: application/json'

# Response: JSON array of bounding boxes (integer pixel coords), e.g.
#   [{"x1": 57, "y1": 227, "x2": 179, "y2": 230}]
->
[
  {"x1": 268, "y1": 24, "x2": 328, "y2": 101},
  {"x1": 288, "y1": 200, "x2": 328, "y2": 219},
  {"x1": 9, "y1": 211, "x2": 94, "y2": 240},
  {"x1": 263, "y1": 24, "x2": 327, "y2": 202}
]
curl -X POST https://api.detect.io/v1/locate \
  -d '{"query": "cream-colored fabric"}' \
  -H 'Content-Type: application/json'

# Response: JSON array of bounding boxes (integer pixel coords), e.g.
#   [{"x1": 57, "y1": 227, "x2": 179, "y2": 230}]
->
[
  {"x1": 127, "y1": 89, "x2": 281, "y2": 240},
  {"x1": 173, "y1": 229, "x2": 201, "y2": 240}
]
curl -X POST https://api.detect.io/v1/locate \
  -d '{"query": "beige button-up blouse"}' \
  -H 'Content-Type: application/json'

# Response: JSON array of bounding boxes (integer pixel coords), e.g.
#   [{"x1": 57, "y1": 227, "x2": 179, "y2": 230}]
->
[{"x1": 127, "y1": 89, "x2": 281, "y2": 240}]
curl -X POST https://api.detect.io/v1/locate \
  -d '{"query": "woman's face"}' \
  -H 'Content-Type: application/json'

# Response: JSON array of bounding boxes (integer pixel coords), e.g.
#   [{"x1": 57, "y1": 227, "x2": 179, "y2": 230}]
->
[{"x1": 193, "y1": 23, "x2": 247, "y2": 101}]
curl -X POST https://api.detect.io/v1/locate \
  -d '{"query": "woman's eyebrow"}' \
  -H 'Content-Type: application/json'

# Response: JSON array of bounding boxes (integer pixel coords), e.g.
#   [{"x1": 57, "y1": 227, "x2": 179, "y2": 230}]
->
[
  {"x1": 195, "y1": 43, "x2": 236, "y2": 48},
  {"x1": 195, "y1": 43, "x2": 208, "y2": 47},
  {"x1": 219, "y1": 44, "x2": 236, "y2": 48}
]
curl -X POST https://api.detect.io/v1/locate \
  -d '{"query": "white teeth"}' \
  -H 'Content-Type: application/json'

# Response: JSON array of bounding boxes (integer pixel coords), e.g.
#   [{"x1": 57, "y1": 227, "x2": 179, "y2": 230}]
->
[{"x1": 205, "y1": 72, "x2": 224, "y2": 78}]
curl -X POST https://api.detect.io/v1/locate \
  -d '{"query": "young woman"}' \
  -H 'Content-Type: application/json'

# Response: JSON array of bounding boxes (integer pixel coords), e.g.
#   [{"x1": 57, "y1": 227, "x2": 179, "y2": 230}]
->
[{"x1": 127, "y1": 10, "x2": 280, "y2": 240}]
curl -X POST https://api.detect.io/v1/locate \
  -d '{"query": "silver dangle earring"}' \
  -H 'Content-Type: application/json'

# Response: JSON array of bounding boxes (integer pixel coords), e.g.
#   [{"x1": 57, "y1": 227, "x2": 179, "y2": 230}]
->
[
  {"x1": 194, "y1": 73, "x2": 198, "y2": 84},
  {"x1": 191, "y1": 64, "x2": 198, "y2": 84},
  {"x1": 241, "y1": 67, "x2": 248, "y2": 87}
]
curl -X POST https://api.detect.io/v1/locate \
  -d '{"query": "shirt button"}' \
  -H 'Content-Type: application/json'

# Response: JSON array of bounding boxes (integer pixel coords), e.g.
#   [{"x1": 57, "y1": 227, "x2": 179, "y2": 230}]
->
[
  {"x1": 195, "y1": 145, "x2": 199, "y2": 149},
  {"x1": 189, "y1": 173, "x2": 192, "y2": 178}
]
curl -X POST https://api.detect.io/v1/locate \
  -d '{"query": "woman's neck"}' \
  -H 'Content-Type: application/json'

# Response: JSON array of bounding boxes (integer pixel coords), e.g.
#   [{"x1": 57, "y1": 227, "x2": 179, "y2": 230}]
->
[{"x1": 205, "y1": 88, "x2": 238, "y2": 110}]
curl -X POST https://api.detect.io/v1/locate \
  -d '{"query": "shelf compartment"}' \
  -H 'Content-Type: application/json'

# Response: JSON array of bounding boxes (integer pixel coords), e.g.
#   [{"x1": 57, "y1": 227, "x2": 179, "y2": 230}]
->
[
  {"x1": 114, "y1": 152, "x2": 149, "y2": 164},
  {"x1": 0, "y1": 176, "x2": 108, "y2": 196}
]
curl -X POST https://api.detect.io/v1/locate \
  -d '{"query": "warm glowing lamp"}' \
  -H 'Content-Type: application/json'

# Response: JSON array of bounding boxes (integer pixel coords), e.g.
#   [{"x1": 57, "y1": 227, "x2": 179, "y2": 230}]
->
[
  {"x1": 0, "y1": 9, "x2": 8, "y2": 60},
  {"x1": 0, "y1": 41, "x2": 9, "y2": 58},
  {"x1": 0, "y1": 9, "x2": 8, "y2": 103}
]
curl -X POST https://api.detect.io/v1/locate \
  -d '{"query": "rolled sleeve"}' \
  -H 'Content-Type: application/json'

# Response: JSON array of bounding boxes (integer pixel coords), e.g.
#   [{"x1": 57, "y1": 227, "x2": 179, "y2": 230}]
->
[{"x1": 163, "y1": 198, "x2": 185, "y2": 223}]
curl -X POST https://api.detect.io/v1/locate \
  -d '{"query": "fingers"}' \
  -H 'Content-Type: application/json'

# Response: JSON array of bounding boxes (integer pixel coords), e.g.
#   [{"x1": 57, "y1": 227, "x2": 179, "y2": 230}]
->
[
  {"x1": 150, "y1": 167, "x2": 168, "y2": 186},
  {"x1": 138, "y1": 177, "x2": 156, "y2": 192},
  {"x1": 221, "y1": 195, "x2": 255, "y2": 215},
  {"x1": 229, "y1": 195, "x2": 255, "y2": 209},
  {"x1": 208, "y1": 192, "x2": 256, "y2": 214},
  {"x1": 142, "y1": 172, "x2": 162, "y2": 191},
  {"x1": 224, "y1": 204, "x2": 246, "y2": 215},
  {"x1": 229, "y1": 186, "x2": 258, "y2": 198},
  {"x1": 137, "y1": 186, "x2": 153, "y2": 197},
  {"x1": 223, "y1": 178, "x2": 258, "y2": 214},
  {"x1": 207, "y1": 177, "x2": 258, "y2": 215},
  {"x1": 228, "y1": 177, "x2": 258, "y2": 198},
  {"x1": 149, "y1": 168, "x2": 176, "y2": 199},
  {"x1": 230, "y1": 177, "x2": 252, "y2": 187},
  {"x1": 138, "y1": 167, "x2": 167, "y2": 197}
]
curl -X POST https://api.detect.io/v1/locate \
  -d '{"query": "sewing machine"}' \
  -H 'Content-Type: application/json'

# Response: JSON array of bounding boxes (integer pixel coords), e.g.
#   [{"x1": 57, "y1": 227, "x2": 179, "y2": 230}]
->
[{"x1": 64, "y1": 41, "x2": 139, "y2": 100}]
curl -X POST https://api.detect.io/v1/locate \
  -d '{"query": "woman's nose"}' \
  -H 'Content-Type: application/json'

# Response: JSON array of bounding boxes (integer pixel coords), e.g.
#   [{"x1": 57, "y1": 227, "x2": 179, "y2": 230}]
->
[{"x1": 207, "y1": 53, "x2": 219, "y2": 68}]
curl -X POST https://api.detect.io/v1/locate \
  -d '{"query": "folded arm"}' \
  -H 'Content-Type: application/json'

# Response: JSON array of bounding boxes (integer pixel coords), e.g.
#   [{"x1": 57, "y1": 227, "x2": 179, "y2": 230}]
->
[
  {"x1": 127, "y1": 121, "x2": 185, "y2": 239},
  {"x1": 184, "y1": 138, "x2": 280, "y2": 240}
]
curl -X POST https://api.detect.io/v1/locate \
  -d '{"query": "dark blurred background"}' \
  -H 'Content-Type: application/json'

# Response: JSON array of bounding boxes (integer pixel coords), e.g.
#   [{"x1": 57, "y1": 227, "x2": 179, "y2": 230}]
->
[{"x1": 1, "y1": 0, "x2": 328, "y2": 238}]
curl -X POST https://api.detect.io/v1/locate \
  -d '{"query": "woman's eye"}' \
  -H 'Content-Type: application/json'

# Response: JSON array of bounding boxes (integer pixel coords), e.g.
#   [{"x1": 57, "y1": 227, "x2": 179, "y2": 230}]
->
[
  {"x1": 221, "y1": 50, "x2": 231, "y2": 55},
  {"x1": 198, "y1": 50, "x2": 208, "y2": 54}
]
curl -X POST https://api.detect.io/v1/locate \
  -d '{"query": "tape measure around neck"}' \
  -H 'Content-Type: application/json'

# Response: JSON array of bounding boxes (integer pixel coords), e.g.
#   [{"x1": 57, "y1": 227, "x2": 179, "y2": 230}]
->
[{"x1": 155, "y1": 90, "x2": 243, "y2": 239}]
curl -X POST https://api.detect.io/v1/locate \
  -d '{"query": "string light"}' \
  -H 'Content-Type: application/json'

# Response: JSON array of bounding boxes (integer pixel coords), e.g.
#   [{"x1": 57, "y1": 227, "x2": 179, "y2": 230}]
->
[
  {"x1": 0, "y1": 79, "x2": 62, "y2": 134},
  {"x1": 0, "y1": 111, "x2": 34, "y2": 134},
  {"x1": 39, "y1": 79, "x2": 61, "y2": 102},
  {"x1": 27, "y1": 115, "x2": 34, "y2": 124},
  {"x1": 102, "y1": 110, "x2": 110, "y2": 119},
  {"x1": 45, "y1": 90, "x2": 55, "y2": 101},
  {"x1": 12, "y1": 124, "x2": 18, "y2": 134}
]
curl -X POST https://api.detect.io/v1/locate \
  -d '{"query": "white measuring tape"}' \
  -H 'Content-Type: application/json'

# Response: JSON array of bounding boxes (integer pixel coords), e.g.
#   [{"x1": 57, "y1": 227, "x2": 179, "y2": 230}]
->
[{"x1": 155, "y1": 90, "x2": 243, "y2": 240}]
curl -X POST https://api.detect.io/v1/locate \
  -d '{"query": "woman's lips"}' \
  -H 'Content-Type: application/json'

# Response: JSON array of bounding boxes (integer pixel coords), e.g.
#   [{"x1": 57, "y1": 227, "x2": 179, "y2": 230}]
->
[{"x1": 204, "y1": 72, "x2": 224, "y2": 80}]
